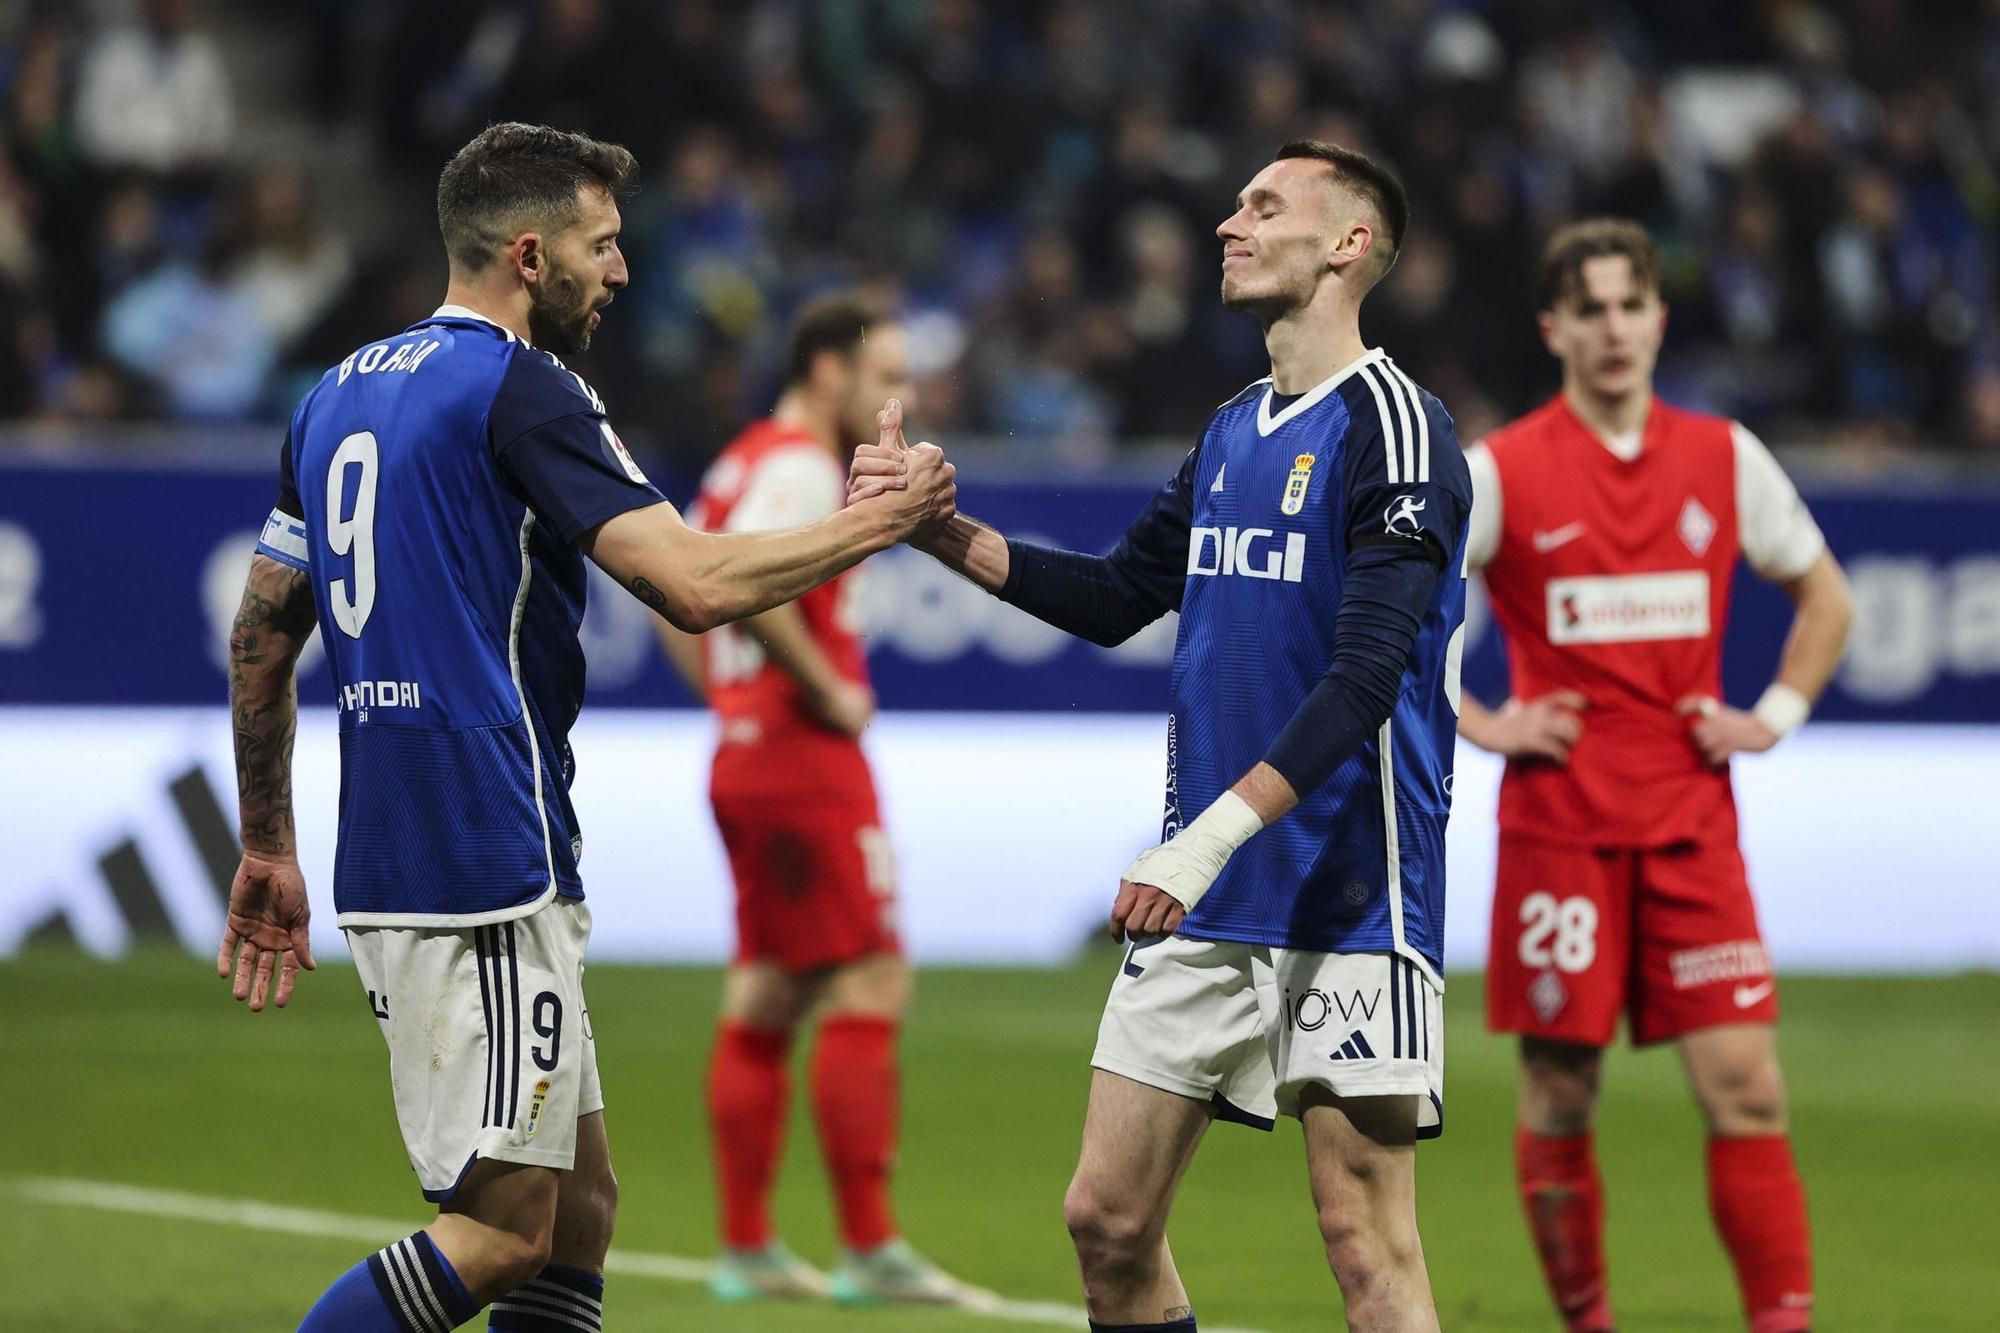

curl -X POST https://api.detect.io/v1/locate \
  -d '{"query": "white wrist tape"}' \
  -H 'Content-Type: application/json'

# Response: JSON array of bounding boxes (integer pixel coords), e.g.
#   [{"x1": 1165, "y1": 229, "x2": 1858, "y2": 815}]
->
[
  {"x1": 1121, "y1": 790, "x2": 1265, "y2": 913},
  {"x1": 1752, "y1": 683, "x2": 1811, "y2": 739}
]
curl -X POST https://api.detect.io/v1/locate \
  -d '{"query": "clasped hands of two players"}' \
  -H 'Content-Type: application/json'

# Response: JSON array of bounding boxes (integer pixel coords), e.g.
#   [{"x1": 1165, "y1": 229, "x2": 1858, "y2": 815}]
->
[
  {"x1": 849, "y1": 403, "x2": 1190, "y2": 943},
  {"x1": 1486, "y1": 689, "x2": 1778, "y2": 767},
  {"x1": 847, "y1": 397, "x2": 956, "y2": 549}
]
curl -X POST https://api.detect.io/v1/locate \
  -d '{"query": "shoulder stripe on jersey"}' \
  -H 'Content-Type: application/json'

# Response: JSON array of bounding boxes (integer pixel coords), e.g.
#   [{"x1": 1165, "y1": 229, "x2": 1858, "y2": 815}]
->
[
  {"x1": 537, "y1": 348, "x2": 608, "y2": 415},
  {"x1": 1357, "y1": 365, "x2": 1403, "y2": 484},
  {"x1": 1383, "y1": 359, "x2": 1431, "y2": 483},
  {"x1": 1377, "y1": 364, "x2": 1417, "y2": 483}
]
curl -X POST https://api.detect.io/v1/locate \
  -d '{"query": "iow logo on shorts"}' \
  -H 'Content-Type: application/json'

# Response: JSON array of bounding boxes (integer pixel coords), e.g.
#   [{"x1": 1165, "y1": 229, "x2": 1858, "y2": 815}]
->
[{"x1": 1284, "y1": 986, "x2": 1382, "y2": 1032}]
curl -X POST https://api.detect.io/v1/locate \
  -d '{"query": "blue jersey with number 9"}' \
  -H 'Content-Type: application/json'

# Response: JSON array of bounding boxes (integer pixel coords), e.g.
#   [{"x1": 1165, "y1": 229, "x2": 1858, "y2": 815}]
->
[{"x1": 254, "y1": 307, "x2": 661, "y2": 925}]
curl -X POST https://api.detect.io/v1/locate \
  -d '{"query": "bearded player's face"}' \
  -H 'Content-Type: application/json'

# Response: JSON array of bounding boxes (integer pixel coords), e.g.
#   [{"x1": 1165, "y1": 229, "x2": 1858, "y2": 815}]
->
[
  {"x1": 529, "y1": 186, "x2": 627, "y2": 356},
  {"x1": 1216, "y1": 158, "x2": 1336, "y2": 319}
]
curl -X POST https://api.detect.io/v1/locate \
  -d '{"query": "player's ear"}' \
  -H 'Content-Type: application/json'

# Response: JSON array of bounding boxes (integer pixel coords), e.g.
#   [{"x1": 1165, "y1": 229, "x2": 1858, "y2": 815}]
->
[
  {"x1": 1327, "y1": 221, "x2": 1370, "y2": 274},
  {"x1": 512, "y1": 232, "x2": 545, "y2": 285},
  {"x1": 1537, "y1": 310, "x2": 1561, "y2": 358}
]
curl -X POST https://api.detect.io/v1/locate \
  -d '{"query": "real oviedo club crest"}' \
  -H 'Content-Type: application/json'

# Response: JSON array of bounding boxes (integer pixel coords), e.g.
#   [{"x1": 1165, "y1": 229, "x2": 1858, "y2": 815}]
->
[{"x1": 1281, "y1": 453, "x2": 1316, "y2": 516}]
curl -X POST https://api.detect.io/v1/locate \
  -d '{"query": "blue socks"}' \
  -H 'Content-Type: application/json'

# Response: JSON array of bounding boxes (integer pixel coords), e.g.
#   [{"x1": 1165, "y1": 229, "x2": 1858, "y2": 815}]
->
[
  {"x1": 296, "y1": 1232, "x2": 604, "y2": 1331},
  {"x1": 488, "y1": 1264, "x2": 605, "y2": 1331},
  {"x1": 299, "y1": 1230, "x2": 477, "y2": 1331},
  {"x1": 1089, "y1": 1318, "x2": 1197, "y2": 1332}
]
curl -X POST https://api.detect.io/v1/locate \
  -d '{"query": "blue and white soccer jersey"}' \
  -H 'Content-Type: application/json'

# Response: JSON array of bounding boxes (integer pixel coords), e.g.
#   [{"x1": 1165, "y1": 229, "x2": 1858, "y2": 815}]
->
[
  {"x1": 254, "y1": 305, "x2": 662, "y2": 1195},
  {"x1": 1088, "y1": 349, "x2": 1470, "y2": 1134}
]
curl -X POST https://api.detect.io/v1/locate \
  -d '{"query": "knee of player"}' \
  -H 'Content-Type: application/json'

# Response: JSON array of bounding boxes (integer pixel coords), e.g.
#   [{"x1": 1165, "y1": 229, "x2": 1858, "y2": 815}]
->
[
  {"x1": 1062, "y1": 1180, "x2": 1159, "y2": 1259},
  {"x1": 492, "y1": 1222, "x2": 557, "y2": 1292},
  {"x1": 1699, "y1": 1056, "x2": 1787, "y2": 1130},
  {"x1": 1318, "y1": 1200, "x2": 1422, "y2": 1281},
  {"x1": 1521, "y1": 1088, "x2": 1598, "y2": 1137},
  {"x1": 1520, "y1": 1050, "x2": 1602, "y2": 1132}
]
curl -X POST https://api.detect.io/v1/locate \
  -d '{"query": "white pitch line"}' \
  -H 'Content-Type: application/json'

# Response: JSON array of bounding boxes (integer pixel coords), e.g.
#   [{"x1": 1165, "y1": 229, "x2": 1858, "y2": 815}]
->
[{"x1": 10, "y1": 1176, "x2": 1275, "y2": 1333}]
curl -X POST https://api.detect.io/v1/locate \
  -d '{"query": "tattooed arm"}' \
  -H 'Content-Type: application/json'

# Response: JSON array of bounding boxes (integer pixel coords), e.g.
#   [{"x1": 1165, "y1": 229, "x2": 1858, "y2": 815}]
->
[{"x1": 218, "y1": 554, "x2": 319, "y2": 1012}]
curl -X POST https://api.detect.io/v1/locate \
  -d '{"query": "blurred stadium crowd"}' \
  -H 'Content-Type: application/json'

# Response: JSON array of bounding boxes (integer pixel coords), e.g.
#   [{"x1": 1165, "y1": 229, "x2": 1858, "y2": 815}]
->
[{"x1": 3, "y1": 0, "x2": 2000, "y2": 480}]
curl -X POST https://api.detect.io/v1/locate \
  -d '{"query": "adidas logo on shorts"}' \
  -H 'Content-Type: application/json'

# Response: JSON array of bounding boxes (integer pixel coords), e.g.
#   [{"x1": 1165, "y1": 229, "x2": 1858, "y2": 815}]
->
[{"x1": 1328, "y1": 1030, "x2": 1377, "y2": 1061}]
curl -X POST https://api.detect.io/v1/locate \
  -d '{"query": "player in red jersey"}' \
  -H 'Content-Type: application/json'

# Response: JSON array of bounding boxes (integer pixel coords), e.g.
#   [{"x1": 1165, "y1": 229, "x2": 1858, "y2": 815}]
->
[
  {"x1": 659, "y1": 294, "x2": 991, "y2": 1308},
  {"x1": 1459, "y1": 220, "x2": 1853, "y2": 1333}
]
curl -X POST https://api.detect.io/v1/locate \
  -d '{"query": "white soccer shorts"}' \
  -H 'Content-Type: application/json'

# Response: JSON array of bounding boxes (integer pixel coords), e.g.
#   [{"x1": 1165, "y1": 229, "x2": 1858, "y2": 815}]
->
[
  {"x1": 347, "y1": 897, "x2": 603, "y2": 1200},
  {"x1": 1091, "y1": 933, "x2": 1444, "y2": 1135}
]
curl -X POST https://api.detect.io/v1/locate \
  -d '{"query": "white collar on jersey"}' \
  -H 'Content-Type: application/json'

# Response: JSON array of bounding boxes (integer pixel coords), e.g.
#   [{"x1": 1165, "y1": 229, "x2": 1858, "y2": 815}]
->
[
  {"x1": 429, "y1": 303, "x2": 525, "y2": 344},
  {"x1": 1599, "y1": 426, "x2": 1644, "y2": 461},
  {"x1": 1256, "y1": 346, "x2": 1387, "y2": 436}
]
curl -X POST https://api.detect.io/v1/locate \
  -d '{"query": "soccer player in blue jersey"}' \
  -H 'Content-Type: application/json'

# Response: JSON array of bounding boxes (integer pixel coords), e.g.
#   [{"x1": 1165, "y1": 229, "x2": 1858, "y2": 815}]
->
[
  {"x1": 855, "y1": 141, "x2": 1469, "y2": 1330},
  {"x1": 216, "y1": 123, "x2": 954, "y2": 1333}
]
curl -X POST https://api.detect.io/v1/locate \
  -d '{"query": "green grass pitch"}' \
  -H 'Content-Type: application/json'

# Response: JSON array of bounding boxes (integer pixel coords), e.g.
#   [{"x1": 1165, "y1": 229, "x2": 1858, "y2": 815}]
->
[{"x1": 1, "y1": 951, "x2": 1994, "y2": 1330}]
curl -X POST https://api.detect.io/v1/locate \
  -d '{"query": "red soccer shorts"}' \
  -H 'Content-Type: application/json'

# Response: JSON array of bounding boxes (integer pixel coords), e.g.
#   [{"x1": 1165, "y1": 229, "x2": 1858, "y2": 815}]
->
[
  {"x1": 711, "y1": 780, "x2": 900, "y2": 973},
  {"x1": 1486, "y1": 833, "x2": 1778, "y2": 1047}
]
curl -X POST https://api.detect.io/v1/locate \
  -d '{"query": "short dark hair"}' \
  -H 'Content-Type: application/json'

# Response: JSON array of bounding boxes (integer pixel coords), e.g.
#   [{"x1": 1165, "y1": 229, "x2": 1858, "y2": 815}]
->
[
  {"x1": 1274, "y1": 139, "x2": 1409, "y2": 278},
  {"x1": 436, "y1": 122, "x2": 638, "y2": 272},
  {"x1": 1537, "y1": 217, "x2": 1661, "y2": 311},
  {"x1": 786, "y1": 291, "x2": 891, "y2": 386}
]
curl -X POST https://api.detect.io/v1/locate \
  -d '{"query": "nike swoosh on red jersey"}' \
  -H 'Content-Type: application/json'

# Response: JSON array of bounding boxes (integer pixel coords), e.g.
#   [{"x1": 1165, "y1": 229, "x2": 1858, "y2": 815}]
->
[
  {"x1": 1733, "y1": 981, "x2": 1775, "y2": 1008},
  {"x1": 1532, "y1": 522, "x2": 1587, "y2": 552}
]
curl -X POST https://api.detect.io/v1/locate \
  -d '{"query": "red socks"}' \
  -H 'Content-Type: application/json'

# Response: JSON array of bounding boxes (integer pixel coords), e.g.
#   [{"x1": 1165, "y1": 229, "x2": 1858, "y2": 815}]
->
[
  {"x1": 1515, "y1": 1129, "x2": 1613, "y2": 1332},
  {"x1": 1709, "y1": 1135, "x2": 1813, "y2": 1332},
  {"x1": 810, "y1": 1014, "x2": 901, "y2": 1250},
  {"x1": 709, "y1": 1014, "x2": 904, "y2": 1253},
  {"x1": 1516, "y1": 1128, "x2": 1812, "y2": 1332},
  {"x1": 708, "y1": 1023, "x2": 792, "y2": 1250}
]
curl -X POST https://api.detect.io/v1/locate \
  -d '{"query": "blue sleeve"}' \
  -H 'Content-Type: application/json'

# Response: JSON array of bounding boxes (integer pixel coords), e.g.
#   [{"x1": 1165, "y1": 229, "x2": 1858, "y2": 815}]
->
[
  {"x1": 254, "y1": 427, "x2": 310, "y2": 572},
  {"x1": 1260, "y1": 378, "x2": 1472, "y2": 797},
  {"x1": 1339, "y1": 374, "x2": 1472, "y2": 571},
  {"x1": 996, "y1": 445, "x2": 1195, "y2": 647},
  {"x1": 490, "y1": 349, "x2": 664, "y2": 547},
  {"x1": 1261, "y1": 542, "x2": 1439, "y2": 796}
]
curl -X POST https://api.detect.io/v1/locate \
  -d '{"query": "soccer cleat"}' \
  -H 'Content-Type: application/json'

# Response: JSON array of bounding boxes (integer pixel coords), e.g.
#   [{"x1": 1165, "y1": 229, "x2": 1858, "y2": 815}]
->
[
  {"x1": 829, "y1": 1239, "x2": 1002, "y2": 1308},
  {"x1": 707, "y1": 1242, "x2": 831, "y2": 1302}
]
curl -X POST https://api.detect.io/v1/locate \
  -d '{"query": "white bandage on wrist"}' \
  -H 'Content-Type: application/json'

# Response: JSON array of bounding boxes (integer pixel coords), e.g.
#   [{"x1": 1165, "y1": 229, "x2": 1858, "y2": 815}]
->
[
  {"x1": 1752, "y1": 683, "x2": 1811, "y2": 739},
  {"x1": 1121, "y1": 790, "x2": 1265, "y2": 914}
]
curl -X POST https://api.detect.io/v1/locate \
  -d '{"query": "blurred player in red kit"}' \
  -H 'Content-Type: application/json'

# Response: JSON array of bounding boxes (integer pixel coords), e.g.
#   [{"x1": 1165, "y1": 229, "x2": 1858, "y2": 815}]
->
[
  {"x1": 658, "y1": 292, "x2": 991, "y2": 1309},
  {"x1": 1459, "y1": 220, "x2": 1853, "y2": 1333}
]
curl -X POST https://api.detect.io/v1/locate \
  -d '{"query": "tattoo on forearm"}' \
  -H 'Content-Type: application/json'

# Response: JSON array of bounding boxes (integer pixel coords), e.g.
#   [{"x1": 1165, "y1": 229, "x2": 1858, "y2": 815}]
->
[
  {"x1": 230, "y1": 560, "x2": 315, "y2": 856},
  {"x1": 630, "y1": 575, "x2": 669, "y2": 613}
]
